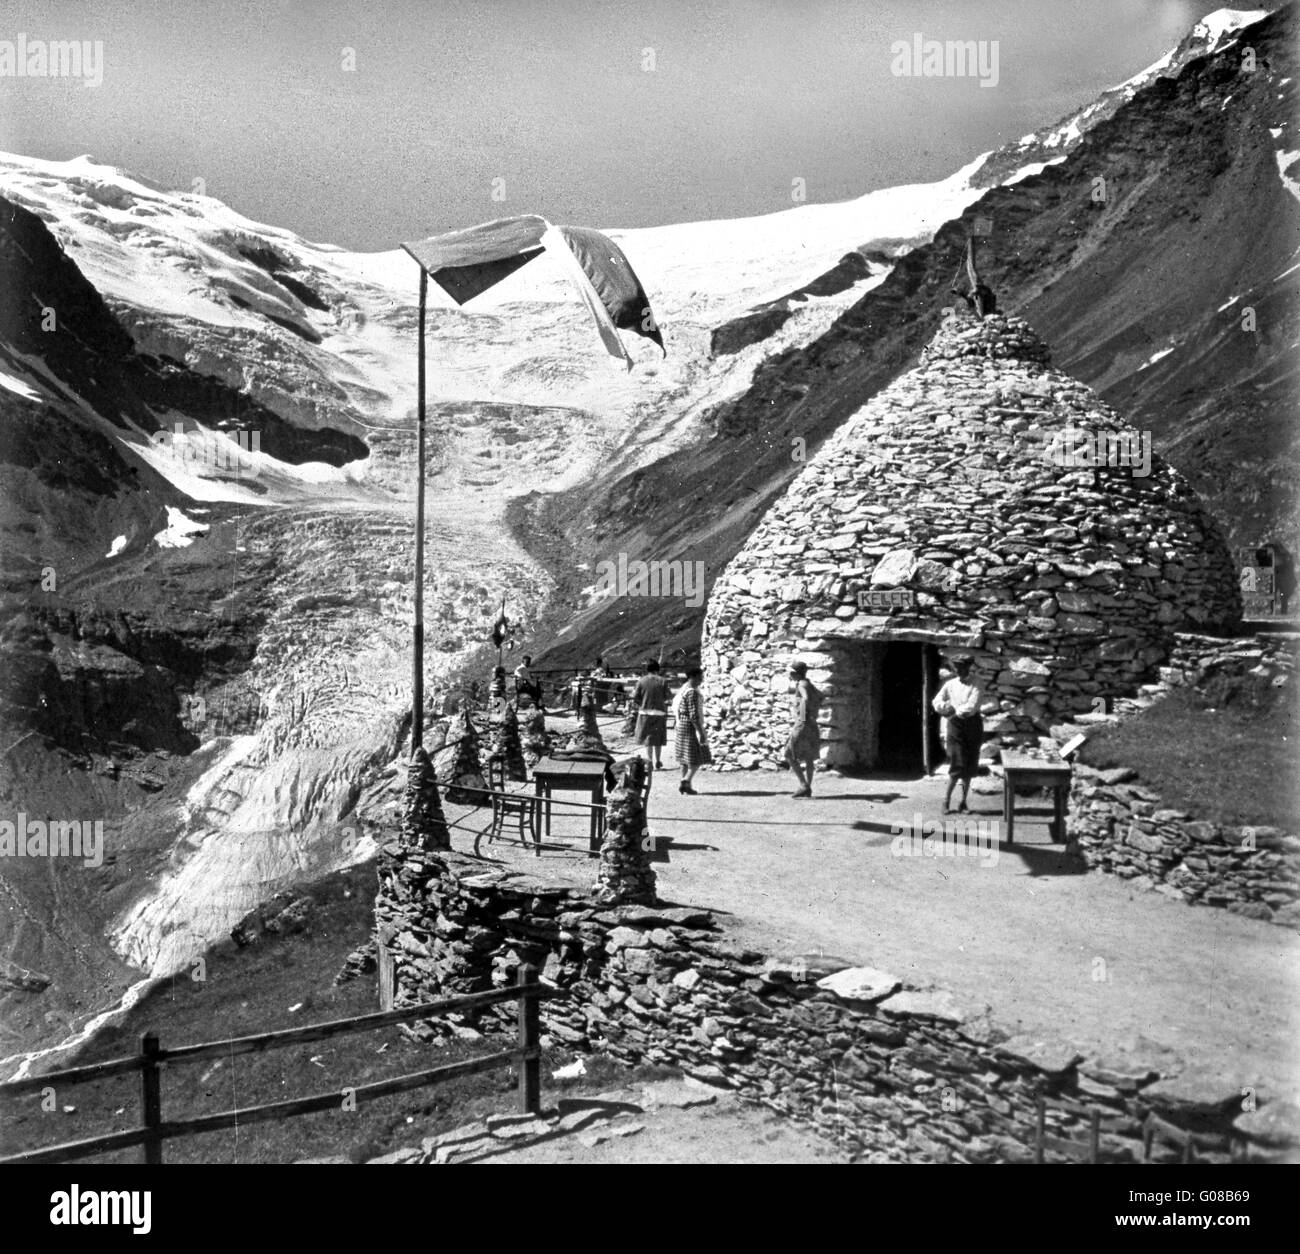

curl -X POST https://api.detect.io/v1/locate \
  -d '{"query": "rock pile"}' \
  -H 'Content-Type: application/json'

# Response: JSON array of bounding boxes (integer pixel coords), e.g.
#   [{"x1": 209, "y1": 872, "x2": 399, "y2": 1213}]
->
[
  {"x1": 1161, "y1": 631, "x2": 1295, "y2": 691},
  {"x1": 580, "y1": 687, "x2": 603, "y2": 739},
  {"x1": 594, "y1": 758, "x2": 656, "y2": 906},
  {"x1": 434, "y1": 711, "x2": 486, "y2": 805},
  {"x1": 702, "y1": 309, "x2": 1241, "y2": 771},
  {"x1": 230, "y1": 892, "x2": 314, "y2": 946},
  {"x1": 398, "y1": 746, "x2": 450, "y2": 850},
  {"x1": 521, "y1": 706, "x2": 552, "y2": 768},
  {"x1": 491, "y1": 703, "x2": 528, "y2": 782}
]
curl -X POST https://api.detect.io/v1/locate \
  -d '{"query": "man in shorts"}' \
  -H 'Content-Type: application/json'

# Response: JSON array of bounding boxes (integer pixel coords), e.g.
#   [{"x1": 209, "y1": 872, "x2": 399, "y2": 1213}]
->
[{"x1": 786, "y1": 661, "x2": 822, "y2": 798}]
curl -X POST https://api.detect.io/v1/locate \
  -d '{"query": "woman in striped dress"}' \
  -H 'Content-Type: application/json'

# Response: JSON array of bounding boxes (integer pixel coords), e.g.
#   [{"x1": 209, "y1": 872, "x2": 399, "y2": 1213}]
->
[{"x1": 674, "y1": 667, "x2": 709, "y2": 795}]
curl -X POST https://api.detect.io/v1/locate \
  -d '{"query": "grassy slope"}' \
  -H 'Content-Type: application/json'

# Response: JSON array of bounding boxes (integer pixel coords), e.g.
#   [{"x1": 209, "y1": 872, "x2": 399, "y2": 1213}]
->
[
  {"x1": 0, "y1": 861, "x2": 646, "y2": 1164},
  {"x1": 1078, "y1": 675, "x2": 1299, "y2": 828}
]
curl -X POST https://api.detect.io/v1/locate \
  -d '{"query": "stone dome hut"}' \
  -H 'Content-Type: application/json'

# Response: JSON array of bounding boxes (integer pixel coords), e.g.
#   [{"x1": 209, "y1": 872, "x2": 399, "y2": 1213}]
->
[{"x1": 702, "y1": 310, "x2": 1240, "y2": 773}]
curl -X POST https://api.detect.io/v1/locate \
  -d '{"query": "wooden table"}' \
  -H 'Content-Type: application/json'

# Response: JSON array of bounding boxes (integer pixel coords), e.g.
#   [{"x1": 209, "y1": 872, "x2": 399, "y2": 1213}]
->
[
  {"x1": 532, "y1": 756, "x2": 607, "y2": 854},
  {"x1": 1001, "y1": 751, "x2": 1073, "y2": 844}
]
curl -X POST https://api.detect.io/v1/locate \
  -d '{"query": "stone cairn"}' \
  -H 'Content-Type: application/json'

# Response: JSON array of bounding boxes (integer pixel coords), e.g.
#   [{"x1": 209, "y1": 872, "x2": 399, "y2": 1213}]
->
[
  {"x1": 556, "y1": 686, "x2": 608, "y2": 754},
  {"x1": 434, "y1": 709, "x2": 486, "y2": 805},
  {"x1": 594, "y1": 757, "x2": 656, "y2": 906},
  {"x1": 578, "y1": 685, "x2": 606, "y2": 745},
  {"x1": 399, "y1": 746, "x2": 450, "y2": 850},
  {"x1": 490, "y1": 702, "x2": 528, "y2": 782},
  {"x1": 521, "y1": 705, "x2": 552, "y2": 768}
]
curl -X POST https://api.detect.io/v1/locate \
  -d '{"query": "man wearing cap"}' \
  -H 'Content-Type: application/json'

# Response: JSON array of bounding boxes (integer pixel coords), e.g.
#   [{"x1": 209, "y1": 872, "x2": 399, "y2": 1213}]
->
[
  {"x1": 932, "y1": 655, "x2": 984, "y2": 813},
  {"x1": 786, "y1": 661, "x2": 823, "y2": 798}
]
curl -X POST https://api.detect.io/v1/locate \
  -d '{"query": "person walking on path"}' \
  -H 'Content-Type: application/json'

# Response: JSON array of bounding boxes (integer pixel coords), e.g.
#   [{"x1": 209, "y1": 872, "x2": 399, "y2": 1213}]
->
[
  {"x1": 932, "y1": 655, "x2": 985, "y2": 813},
  {"x1": 673, "y1": 667, "x2": 710, "y2": 794},
  {"x1": 786, "y1": 661, "x2": 822, "y2": 798},
  {"x1": 632, "y1": 658, "x2": 670, "y2": 770}
]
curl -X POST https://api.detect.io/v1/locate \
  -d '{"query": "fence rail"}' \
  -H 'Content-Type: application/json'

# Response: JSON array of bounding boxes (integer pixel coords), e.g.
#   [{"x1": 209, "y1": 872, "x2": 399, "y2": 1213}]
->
[{"x1": 0, "y1": 966, "x2": 555, "y2": 1166}]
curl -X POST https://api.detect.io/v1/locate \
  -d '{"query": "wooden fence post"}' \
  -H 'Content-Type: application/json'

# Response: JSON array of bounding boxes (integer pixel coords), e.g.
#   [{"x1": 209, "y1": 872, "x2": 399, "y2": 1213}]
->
[
  {"x1": 517, "y1": 964, "x2": 540, "y2": 1115},
  {"x1": 139, "y1": 1032, "x2": 163, "y2": 1165},
  {"x1": 377, "y1": 927, "x2": 395, "y2": 1012}
]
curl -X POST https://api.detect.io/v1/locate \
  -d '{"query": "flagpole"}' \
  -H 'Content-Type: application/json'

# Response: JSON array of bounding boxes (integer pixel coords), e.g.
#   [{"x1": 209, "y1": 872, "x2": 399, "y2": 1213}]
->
[{"x1": 413, "y1": 267, "x2": 427, "y2": 750}]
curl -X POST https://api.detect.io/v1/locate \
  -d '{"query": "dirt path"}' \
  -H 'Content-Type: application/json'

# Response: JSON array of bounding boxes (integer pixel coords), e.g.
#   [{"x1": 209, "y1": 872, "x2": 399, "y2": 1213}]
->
[
  {"x1": 455, "y1": 713, "x2": 1300, "y2": 1101},
  {"x1": 362, "y1": 1078, "x2": 846, "y2": 1165},
  {"x1": 483, "y1": 1081, "x2": 844, "y2": 1165}
]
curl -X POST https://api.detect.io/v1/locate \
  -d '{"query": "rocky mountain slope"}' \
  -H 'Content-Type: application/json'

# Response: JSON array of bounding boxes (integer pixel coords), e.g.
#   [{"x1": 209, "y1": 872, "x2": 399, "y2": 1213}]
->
[
  {"x1": 0, "y1": 7, "x2": 1291, "y2": 1069},
  {"x1": 527, "y1": 5, "x2": 1298, "y2": 668}
]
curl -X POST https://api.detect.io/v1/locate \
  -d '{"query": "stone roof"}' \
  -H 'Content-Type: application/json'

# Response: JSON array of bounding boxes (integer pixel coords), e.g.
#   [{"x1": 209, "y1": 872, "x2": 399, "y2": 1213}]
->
[{"x1": 701, "y1": 309, "x2": 1241, "y2": 764}]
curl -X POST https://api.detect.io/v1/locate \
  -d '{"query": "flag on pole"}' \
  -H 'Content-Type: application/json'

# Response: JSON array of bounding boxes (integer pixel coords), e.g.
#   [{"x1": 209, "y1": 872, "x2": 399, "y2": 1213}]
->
[
  {"x1": 402, "y1": 215, "x2": 664, "y2": 370},
  {"x1": 491, "y1": 608, "x2": 510, "y2": 650}
]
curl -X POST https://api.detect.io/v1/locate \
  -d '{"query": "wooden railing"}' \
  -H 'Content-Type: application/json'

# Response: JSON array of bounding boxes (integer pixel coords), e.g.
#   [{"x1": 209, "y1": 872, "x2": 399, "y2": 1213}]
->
[{"x1": 0, "y1": 965, "x2": 554, "y2": 1165}]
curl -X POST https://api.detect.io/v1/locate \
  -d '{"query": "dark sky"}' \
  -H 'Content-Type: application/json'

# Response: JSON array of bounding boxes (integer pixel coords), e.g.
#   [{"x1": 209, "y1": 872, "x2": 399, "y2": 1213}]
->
[{"x1": 0, "y1": 0, "x2": 1250, "y2": 249}]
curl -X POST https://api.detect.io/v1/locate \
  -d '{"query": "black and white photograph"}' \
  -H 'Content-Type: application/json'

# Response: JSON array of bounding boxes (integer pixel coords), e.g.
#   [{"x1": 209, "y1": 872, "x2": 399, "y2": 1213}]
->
[{"x1": 0, "y1": 0, "x2": 1296, "y2": 1217}]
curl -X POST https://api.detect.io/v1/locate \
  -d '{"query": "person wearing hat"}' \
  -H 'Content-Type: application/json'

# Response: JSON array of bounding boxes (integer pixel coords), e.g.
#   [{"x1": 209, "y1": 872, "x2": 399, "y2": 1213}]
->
[
  {"x1": 785, "y1": 660, "x2": 823, "y2": 798},
  {"x1": 932, "y1": 655, "x2": 984, "y2": 813}
]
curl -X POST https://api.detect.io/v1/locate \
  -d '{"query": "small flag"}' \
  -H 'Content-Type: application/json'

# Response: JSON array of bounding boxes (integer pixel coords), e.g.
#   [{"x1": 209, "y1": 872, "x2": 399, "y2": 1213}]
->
[{"x1": 491, "y1": 611, "x2": 509, "y2": 649}]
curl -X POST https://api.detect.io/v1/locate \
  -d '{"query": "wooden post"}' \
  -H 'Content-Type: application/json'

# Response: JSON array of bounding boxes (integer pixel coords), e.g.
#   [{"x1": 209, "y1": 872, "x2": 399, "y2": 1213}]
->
[
  {"x1": 139, "y1": 1032, "x2": 163, "y2": 1165},
  {"x1": 921, "y1": 646, "x2": 933, "y2": 775},
  {"x1": 412, "y1": 267, "x2": 427, "y2": 750},
  {"x1": 1089, "y1": 1107, "x2": 1101, "y2": 1164},
  {"x1": 377, "y1": 928, "x2": 395, "y2": 1012},
  {"x1": 1034, "y1": 1097, "x2": 1045, "y2": 1164},
  {"x1": 516, "y1": 963, "x2": 540, "y2": 1115}
]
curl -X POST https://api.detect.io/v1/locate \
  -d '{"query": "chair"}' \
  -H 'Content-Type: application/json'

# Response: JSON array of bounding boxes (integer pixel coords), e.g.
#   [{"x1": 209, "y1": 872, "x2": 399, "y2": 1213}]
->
[{"x1": 476, "y1": 754, "x2": 541, "y2": 857}]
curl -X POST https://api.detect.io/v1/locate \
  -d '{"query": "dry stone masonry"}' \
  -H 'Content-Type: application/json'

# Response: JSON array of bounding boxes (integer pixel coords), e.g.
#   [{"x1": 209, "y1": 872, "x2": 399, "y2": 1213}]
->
[
  {"x1": 434, "y1": 710, "x2": 485, "y2": 804},
  {"x1": 594, "y1": 758, "x2": 656, "y2": 906},
  {"x1": 521, "y1": 706, "x2": 552, "y2": 768},
  {"x1": 1069, "y1": 765, "x2": 1300, "y2": 928},
  {"x1": 373, "y1": 845, "x2": 1295, "y2": 1162},
  {"x1": 702, "y1": 310, "x2": 1240, "y2": 771},
  {"x1": 490, "y1": 702, "x2": 528, "y2": 782}
]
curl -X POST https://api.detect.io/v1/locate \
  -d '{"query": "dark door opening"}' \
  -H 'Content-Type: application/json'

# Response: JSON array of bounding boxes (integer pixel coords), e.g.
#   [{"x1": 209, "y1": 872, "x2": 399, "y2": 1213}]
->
[{"x1": 877, "y1": 642, "x2": 941, "y2": 773}]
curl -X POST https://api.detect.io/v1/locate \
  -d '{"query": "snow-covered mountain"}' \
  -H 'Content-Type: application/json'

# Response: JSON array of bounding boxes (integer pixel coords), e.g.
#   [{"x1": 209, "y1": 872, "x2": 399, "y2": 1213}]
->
[
  {"x1": 970, "y1": 7, "x2": 1275, "y2": 185},
  {"x1": 0, "y1": 6, "x2": 1291, "y2": 1074}
]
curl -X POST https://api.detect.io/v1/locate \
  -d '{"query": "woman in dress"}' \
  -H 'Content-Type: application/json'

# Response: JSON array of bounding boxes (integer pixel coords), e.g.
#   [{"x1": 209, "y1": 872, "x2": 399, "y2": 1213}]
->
[
  {"x1": 632, "y1": 658, "x2": 669, "y2": 770},
  {"x1": 674, "y1": 667, "x2": 709, "y2": 794}
]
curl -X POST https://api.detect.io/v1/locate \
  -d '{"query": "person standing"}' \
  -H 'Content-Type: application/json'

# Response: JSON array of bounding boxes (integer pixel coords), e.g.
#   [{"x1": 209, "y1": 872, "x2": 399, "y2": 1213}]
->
[
  {"x1": 673, "y1": 667, "x2": 709, "y2": 794},
  {"x1": 632, "y1": 658, "x2": 670, "y2": 770},
  {"x1": 786, "y1": 661, "x2": 822, "y2": 798},
  {"x1": 592, "y1": 655, "x2": 613, "y2": 709},
  {"x1": 514, "y1": 655, "x2": 541, "y2": 707},
  {"x1": 568, "y1": 669, "x2": 588, "y2": 715},
  {"x1": 932, "y1": 655, "x2": 984, "y2": 813}
]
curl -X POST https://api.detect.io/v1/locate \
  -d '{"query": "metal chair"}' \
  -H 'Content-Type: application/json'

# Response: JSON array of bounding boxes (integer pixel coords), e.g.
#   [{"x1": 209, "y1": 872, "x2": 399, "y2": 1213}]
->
[{"x1": 477, "y1": 754, "x2": 541, "y2": 857}]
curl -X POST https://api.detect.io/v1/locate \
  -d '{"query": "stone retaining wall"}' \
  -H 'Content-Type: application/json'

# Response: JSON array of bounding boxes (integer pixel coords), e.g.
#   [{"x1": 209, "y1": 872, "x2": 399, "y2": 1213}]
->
[
  {"x1": 1161, "y1": 630, "x2": 1296, "y2": 690},
  {"x1": 1069, "y1": 765, "x2": 1300, "y2": 928},
  {"x1": 374, "y1": 843, "x2": 1294, "y2": 1163}
]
